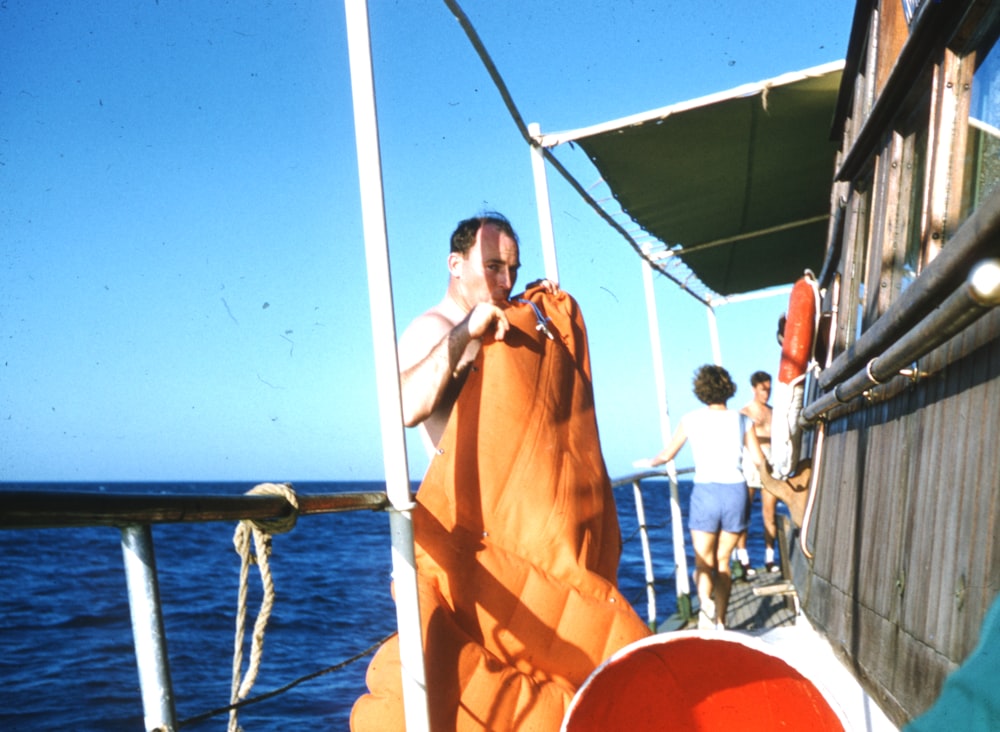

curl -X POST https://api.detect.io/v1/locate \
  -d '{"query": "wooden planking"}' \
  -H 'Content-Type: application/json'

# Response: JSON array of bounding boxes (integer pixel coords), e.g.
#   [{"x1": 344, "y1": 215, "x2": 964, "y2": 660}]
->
[
  {"x1": 825, "y1": 420, "x2": 860, "y2": 594},
  {"x1": 794, "y1": 540, "x2": 954, "y2": 727},
  {"x1": 924, "y1": 358, "x2": 961, "y2": 656},
  {"x1": 869, "y1": 402, "x2": 907, "y2": 623},
  {"x1": 898, "y1": 388, "x2": 929, "y2": 637},
  {"x1": 797, "y1": 309, "x2": 1000, "y2": 724},
  {"x1": 954, "y1": 329, "x2": 1000, "y2": 657},
  {"x1": 935, "y1": 328, "x2": 978, "y2": 654}
]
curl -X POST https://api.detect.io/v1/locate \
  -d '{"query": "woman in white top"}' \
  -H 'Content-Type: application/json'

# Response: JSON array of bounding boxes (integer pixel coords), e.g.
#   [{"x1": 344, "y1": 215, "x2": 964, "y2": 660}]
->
[{"x1": 636, "y1": 365, "x2": 768, "y2": 629}]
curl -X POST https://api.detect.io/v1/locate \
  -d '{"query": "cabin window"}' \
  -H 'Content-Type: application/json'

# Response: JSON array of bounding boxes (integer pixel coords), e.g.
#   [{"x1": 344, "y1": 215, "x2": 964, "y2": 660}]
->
[
  {"x1": 833, "y1": 3, "x2": 1000, "y2": 360},
  {"x1": 859, "y1": 97, "x2": 929, "y2": 327},
  {"x1": 956, "y1": 30, "x2": 1000, "y2": 227},
  {"x1": 901, "y1": 0, "x2": 922, "y2": 26}
]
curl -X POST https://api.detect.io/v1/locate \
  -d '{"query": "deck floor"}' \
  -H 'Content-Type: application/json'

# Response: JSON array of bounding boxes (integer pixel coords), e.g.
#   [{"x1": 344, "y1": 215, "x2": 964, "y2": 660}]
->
[
  {"x1": 725, "y1": 568, "x2": 797, "y2": 630},
  {"x1": 679, "y1": 566, "x2": 798, "y2": 631}
]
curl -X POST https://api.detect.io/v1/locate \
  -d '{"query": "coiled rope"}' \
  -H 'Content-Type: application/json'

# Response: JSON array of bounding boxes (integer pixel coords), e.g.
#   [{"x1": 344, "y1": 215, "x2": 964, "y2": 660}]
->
[{"x1": 228, "y1": 482, "x2": 299, "y2": 732}]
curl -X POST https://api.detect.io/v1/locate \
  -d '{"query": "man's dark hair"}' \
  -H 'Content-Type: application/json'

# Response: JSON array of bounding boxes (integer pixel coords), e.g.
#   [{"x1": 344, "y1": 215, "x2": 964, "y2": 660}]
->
[
  {"x1": 450, "y1": 212, "x2": 519, "y2": 255},
  {"x1": 750, "y1": 370, "x2": 771, "y2": 387},
  {"x1": 692, "y1": 364, "x2": 737, "y2": 405}
]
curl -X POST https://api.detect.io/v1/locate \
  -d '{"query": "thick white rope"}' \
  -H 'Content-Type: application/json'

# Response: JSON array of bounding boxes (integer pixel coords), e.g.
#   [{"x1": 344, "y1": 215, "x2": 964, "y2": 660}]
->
[{"x1": 228, "y1": 482, "x2": 298, "y2": 732}]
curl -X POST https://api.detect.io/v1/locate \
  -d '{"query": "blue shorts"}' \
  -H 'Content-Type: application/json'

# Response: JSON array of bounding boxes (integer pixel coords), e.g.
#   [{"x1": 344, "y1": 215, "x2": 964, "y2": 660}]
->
[{"x1": 689, "y1": 481, "x2": 749, "y2": 534}]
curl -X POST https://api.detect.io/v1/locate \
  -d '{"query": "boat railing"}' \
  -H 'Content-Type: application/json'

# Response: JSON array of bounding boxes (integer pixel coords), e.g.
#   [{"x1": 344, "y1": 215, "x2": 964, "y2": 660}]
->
[
  {"x1": 803, "y1": 256, "x2": 1000, "y2": 423},
  {"x1": 0, "y1": 489, "x2": 389, "y2": 530},
  {"x1": 0, "y1": 488, "x2": 389, "y2": 732},
  {"x1": 1, "y1": 473, "x2": 695, "y2": 729},
  {"x1": 610, "y1": 466, "x2": 695, "y2": 630}
]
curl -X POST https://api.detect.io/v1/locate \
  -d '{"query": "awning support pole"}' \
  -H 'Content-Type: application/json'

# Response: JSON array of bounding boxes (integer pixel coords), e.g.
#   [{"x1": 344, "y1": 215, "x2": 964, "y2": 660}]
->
[
  {"x1": 343, "y1": 1, "x2": 429, "y2": 729},
  {"x1": 528, "y1": 122, "x2": 559, "y2": 283},
  {"x1": 641, "y1": 258, "x2": 691, "y2": 618},
  {"x1": 706, "y1": 304, "x2": 722, "y2": 366}
]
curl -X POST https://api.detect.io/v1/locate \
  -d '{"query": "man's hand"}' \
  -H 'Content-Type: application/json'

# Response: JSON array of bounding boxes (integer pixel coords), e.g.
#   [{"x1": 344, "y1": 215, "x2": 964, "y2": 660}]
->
[
  {"x1": 467, "y1": 302, "x2": 510, "y2": 342},
  {"x1": 526, "y1": 278, "x2": 559, "y2": 294}
]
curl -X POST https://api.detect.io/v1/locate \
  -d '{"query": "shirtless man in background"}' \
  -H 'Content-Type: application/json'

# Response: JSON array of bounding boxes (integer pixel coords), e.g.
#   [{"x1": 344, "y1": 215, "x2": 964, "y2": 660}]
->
[
  {"x1": 740, "y1": 371, "x2": 779, "y2": 572},
  {"x1": 397, "y1": 213, "x2": 554, "y2": 454}
]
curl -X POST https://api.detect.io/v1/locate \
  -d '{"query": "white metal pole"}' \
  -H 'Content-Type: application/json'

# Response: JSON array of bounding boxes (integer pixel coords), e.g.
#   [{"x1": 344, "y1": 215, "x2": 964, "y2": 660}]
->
[
  {"x1": 707, "y1": 304, "x2": 722, "y2": 365},
  {"x1": 631, "y1": 479, "x2": 658, "y2": 628},
  {"x1": 121, "y1": 525, "x2": 178, "y2": 732},
  {"x1": 343, "y1": 1, "x2": 429, "y2": 728},
  {"x1": 528, "y1": 122, "x2": 559, "y2": 284},
  {"x1": 640, "y1": 259, "x2": 691, "y2": 602}
]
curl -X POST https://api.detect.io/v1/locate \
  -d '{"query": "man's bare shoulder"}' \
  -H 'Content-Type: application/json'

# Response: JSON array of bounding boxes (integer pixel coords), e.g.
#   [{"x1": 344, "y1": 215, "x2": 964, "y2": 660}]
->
[
  {"x1": 402, "y1": 302, "x2": 462, "y2": 341},
  {"x1": 398, "y1": 305, "x2": 460, "y2": 370},
  {"x1": 741, "y1": 401, "x2": 773, "y2": 420}
]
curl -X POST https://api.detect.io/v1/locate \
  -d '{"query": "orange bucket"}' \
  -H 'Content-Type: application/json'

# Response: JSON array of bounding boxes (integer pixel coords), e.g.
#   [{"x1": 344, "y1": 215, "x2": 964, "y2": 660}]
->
[{"x1": 562, "y1": 631, "x2": 845, "y2": 731}]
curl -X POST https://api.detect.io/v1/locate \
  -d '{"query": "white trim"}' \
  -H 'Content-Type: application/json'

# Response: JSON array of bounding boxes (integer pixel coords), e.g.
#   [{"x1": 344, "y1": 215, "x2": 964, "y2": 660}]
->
[
  {"x1": 343, "y1": 1, "x2": 429, "y2": 728},
  {"x1": 536, "y1": 60, "x2": 846, "y2": 148}
]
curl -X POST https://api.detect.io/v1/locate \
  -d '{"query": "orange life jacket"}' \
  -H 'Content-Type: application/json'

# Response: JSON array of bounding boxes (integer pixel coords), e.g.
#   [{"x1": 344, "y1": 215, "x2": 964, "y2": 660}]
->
[{"x1": 351, "y1": 288, "x2": 651, "y2": 731}]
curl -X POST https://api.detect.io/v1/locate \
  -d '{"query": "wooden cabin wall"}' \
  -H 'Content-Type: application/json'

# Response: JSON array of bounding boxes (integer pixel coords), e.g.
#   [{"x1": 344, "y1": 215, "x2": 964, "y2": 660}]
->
[{"x1": 793, "y1": 310, "x2": 1000, "y2": 726}]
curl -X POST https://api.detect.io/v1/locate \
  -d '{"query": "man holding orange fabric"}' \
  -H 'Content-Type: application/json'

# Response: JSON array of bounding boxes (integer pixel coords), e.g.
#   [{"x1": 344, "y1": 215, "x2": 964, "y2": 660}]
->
[
  {"x1": 397, "y1": 212, "x2": 552, "y2": 452},
  {"x1": 351, "y1": 213, "x2": 651, "y2": 731}
]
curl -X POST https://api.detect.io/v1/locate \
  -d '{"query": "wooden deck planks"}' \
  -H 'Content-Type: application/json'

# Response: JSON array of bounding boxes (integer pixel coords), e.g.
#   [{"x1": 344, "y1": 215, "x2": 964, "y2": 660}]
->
[
  {"x1": 725, "y1": 571, "x2": 797, "y2": 631},
  {"x1": 679, "y1": 552, "x2": 798, "y2": 632}
]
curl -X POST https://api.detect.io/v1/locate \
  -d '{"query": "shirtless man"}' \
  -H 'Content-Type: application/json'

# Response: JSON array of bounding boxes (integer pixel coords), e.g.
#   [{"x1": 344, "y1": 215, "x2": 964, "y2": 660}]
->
[
  {"x1": 740, "y1": 371, "x2": 779, "y2": 572},
  {"x1": 397, "y1": 213, "x2": 553, "y2": 453}
]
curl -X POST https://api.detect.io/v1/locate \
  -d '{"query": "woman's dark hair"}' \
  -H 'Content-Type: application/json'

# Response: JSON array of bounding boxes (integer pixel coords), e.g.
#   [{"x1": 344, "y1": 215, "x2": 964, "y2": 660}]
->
[
  {"x1": 450, "y1": 212, "x2": 518, "y2": 254},
  {"x1": 692, "y1": 364, "x2": 736, "y2": 405}
]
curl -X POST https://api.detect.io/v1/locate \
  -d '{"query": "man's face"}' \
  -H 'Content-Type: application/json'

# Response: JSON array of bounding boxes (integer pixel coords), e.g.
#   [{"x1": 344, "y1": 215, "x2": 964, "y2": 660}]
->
[
  {"x1": 452, "y1": 223, "x2": 520, "y2": 307},
  {"x1": 753, "y1": 380, "x2": 772, "y2": 405}
]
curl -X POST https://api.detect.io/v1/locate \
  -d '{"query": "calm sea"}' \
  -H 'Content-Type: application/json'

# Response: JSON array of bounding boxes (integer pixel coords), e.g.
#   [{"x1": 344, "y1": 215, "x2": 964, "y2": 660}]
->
[{"x1": 0, "y1": 479, "x2": 777, "y2": 730}]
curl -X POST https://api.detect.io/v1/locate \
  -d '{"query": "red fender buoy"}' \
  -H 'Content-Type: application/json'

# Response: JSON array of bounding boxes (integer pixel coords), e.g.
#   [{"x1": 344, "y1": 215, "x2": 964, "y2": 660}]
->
[
  {"x1": 771, "y1": 272, "x2": 819, "y2": 479},
  {"x1": 778, "y1": 273, "x2": 819, "y2": 383}
]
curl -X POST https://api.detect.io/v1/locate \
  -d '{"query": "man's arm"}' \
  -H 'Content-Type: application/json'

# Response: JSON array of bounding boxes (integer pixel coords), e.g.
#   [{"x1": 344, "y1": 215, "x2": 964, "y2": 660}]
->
[
  {"x1": 398, "y1": 313, "x2": 472, "y2": 428},
  {"x1": 398, "y1": 303, "x2": 509, "y2": 428},
  {"x1": 745, "y1": 427, "x2": 769, "y2": 469}
]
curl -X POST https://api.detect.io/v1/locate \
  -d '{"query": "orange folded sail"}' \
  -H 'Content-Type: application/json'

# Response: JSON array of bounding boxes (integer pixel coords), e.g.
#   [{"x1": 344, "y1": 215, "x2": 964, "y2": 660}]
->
[{"x1": 351, "y1": 288, "x2": 652, "y2": 731}]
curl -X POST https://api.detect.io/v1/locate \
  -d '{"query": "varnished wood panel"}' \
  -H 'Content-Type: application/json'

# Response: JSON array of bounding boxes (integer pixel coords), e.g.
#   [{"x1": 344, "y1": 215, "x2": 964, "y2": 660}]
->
[{"x1": 794, "y1": 309, "x2": 1000, "y2": 725}]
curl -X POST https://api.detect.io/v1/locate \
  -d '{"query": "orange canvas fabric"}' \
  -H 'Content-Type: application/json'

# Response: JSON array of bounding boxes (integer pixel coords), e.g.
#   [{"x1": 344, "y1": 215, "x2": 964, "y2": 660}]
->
[{"x1": 351, "y1": 288, "x2": 651, "y2": 731}]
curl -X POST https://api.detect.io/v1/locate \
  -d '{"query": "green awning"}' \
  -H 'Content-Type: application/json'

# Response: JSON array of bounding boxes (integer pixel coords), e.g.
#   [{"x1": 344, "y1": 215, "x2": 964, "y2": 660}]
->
[{"x1": 542, "y1": 62, "x2": 843, "y2": 297}]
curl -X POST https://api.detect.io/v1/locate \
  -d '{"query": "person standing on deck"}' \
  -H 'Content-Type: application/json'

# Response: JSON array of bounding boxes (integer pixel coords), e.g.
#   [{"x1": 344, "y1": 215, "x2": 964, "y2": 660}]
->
[
  {"x1": 397, "y1": 212, "x2": 556, "y2": 454},
  {"x1": 635, "y1": 365, "x2": 768, "y2": 630},
  {"x1": 737, "y1": 370, "x2": 780, "y2": 574}
]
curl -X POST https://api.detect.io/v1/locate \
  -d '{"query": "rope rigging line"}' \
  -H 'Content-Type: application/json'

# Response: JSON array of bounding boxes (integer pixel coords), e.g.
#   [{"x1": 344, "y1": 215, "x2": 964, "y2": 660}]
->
[
  {"x1": 441, "y1": 0, "x2": 714, "y2": 307},
  {"x1": 178, "y1": 632, "x2": 396, "y2": 729},
  {"x1": 228, "y1": 482, "x2": 299, "y2": 732},
  {"x1": 621, "y1": 519, "x2": 667, "y2": 545}
]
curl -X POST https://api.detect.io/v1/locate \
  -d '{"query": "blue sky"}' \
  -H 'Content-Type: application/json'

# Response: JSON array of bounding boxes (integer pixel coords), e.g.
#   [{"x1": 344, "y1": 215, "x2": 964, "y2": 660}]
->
[{"x1": 1, "y1": 1, "x2": 856, "y2": 482}]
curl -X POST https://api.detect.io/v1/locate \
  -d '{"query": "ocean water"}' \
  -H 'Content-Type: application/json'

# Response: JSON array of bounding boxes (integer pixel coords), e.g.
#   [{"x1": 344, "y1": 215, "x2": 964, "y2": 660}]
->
[{"x1": 0, "y1": 479, "x2": 778, "y2": 730}]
